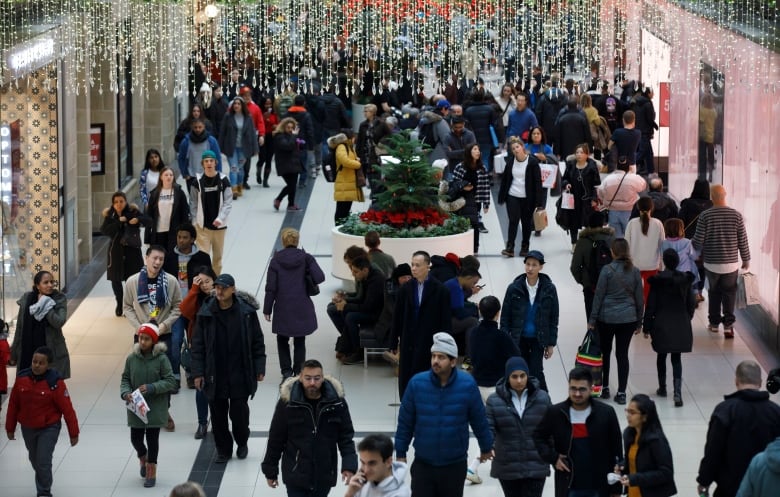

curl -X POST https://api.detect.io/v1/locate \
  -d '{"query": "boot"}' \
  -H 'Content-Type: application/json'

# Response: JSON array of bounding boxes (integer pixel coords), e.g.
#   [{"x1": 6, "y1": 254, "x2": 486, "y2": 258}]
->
[
  {"x1": 166, "y1": 414, "x2": 175, "y2": 432},
  {"x1": 656, "y1": 373, "x2": 667, "y2": 397},
  {"x1": 673, "y1": 378, "x2": 683, "y2": 407},
  {"x1": 501, "y1": 243, "x2": 515, "y2": 257},
  {"x1": 139, "y1": 455, "x2": 147, "y2": 478},
  {"x1": 237, "y1": 184, "x2": 244, "y2": 196},
  {"x1": 143, "y1": 463, "x2": 156, "y2": 488},
  {"x1": 231, "y1": 186, "x2": 240, "y2": 198}
]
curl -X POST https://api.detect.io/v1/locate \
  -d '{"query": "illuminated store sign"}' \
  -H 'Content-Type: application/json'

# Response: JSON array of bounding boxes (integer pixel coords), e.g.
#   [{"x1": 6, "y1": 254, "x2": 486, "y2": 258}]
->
[{"x1": 0, "y1": 125, "x2": 12, "y2": 209}]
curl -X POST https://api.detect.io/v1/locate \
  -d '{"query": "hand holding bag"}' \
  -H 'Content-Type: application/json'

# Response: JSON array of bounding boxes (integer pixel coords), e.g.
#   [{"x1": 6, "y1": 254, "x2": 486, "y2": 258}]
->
[
  {"x1": 180, "y1": 334, "x2": 192, "y2": 371},
  {"x1": 575, "y1": 328, "x2": 603, "y2": 396},
  {"x1": 561, "y1": 191, "x2": 575, "y2": 210}
]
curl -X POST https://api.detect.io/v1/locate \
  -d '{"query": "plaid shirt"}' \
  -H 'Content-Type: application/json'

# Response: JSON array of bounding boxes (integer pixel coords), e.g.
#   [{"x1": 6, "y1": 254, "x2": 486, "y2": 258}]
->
[{"x1": 452, "y1": 163, "x2": 491, "y2": 208}]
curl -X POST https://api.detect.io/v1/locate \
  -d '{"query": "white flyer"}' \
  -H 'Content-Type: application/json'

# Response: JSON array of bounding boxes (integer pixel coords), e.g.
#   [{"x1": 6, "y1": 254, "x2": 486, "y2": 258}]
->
[{"x1": 126, "y1": 388, "x2": 150, "y2": 424}]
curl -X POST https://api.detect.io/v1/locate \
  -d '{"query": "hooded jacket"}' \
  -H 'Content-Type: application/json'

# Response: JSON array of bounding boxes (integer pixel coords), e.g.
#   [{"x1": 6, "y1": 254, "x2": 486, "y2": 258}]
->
[
  {"x1": 190, "y1": 292, "x2": 266, "y2": 400},
  {"x1": 100, "y1": 204, "x2": 149, "y2": 283},
  {"x1": 500, "y1": 273, "x2": 559, "y2": 347},
  {"x1": 261, "y1": 376, "x2": 357, "y2": 490},
  {"x1": 263, "y1": 247, "x2": 325, "y2": 337},
  {"x1": 353, "y1": 461, "x2": 411, "y2": 497},
  {"x1": 486, "y1": 378, "x2": 551, "y2": 480},
  {"x1": 570, "y1": 226, "x2": 616, "y2": 290},
  {"x1": 737, "y1": 437, "x2": 780, "y2": 497},
  {"x1": 417, "y1": 110, "x2": 451, "y2": 161},
  {"x1": 120, "y1": 342, "x2": 177, "y2": 429},
  {"x1": 5, "y1": 367, "x2": 79, "y2": 438},
  {"x1": 162, "y1": 244, "x2": 212, "y2": 290},
  {"x1": 644, "y1": 270, "x2": 695, "y2": 354},
  {"x1": 329, "y1": 133, "x2": 364, "y2": 203}
]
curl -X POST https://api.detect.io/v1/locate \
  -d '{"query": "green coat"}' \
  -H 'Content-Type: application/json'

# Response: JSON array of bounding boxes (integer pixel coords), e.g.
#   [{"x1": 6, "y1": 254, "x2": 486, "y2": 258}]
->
[
  {"x1": 120, "y1": 343, "x2": 176, "y2": 429},
  {"x1": 10, "y1": 291, "x2": 70, "y2": 379}
]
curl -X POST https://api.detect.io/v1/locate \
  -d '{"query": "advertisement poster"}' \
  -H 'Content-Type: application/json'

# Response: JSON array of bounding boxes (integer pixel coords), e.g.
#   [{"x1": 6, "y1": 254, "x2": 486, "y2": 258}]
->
[{"x1": 90, "y1": 124, "x2": 105, "y2": 175}]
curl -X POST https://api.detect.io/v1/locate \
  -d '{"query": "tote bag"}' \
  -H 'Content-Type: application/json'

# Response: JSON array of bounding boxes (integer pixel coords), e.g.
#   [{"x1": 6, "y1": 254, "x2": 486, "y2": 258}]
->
[{"x1": 575, "y1": 328, "x2": 603, "y2": 396}]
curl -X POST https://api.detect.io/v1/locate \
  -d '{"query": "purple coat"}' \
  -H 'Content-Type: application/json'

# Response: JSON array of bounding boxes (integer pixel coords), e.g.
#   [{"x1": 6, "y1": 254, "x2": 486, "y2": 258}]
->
[{"x1": 263, "y1": 247, "x2": 325, "y2": 337}]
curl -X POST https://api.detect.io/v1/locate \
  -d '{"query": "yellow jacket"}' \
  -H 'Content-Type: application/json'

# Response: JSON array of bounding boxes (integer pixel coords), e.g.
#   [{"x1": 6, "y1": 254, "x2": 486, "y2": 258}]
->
[{"x1": 330, "y1": 134, "x2": 364, "y2": 202}]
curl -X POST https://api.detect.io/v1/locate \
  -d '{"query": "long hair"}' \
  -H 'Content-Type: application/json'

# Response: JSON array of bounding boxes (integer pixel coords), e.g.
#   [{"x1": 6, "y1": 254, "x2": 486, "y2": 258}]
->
[
  {"x1": 690, "y1": 179, "x2": 711, "y2": 200},
  {"x1": 143, "y1": 149, "x2": 165, "y2": 171},
  {"x1": 228, "y1": 97, "x2": 248, "y2": 116},
  {"x1": 32, "y1": 270, "x2": 54, "y2": 295},
  {"x1": 274, "y1": 117, "x2": 298, "y2": 136},
  {"x1": 611, "y1": 238, "x2": 633, "y2": 271},
  {"x1": 463, "y1": 143, "x2": 482, "y2": 170},
  {"x1": 629, "y1": 394, "x2": 665, "y2": 444},
  {"x1": 637, "y1": 196, "x2": 654, "y2": 235}
]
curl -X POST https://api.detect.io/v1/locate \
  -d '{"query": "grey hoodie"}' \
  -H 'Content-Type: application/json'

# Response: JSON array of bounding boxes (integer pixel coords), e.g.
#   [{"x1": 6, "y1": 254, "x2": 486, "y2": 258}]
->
[{"x1": 354, "y1": 461, "x2": 411, "y2": 497}]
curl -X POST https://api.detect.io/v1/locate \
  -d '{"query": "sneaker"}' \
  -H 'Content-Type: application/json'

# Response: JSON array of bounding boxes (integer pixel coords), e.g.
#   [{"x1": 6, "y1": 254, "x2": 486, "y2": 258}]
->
[
  {"x1": 236, "y1": 445, "x2": 248, "y2": 459},
  {"x1": 707, "y1": 323, "x2": 720, "y2": 333},
  {"x1": 287, "y1": 205, "x2": 301, "y2": 211},
  {"x1": 273, "y1": 199, "x2": 281, "y2": 211},
  {"x1": 382, "y1": 350, "x2": 399, "y2": 365},
  {"x1": 342, "y1": 353, "x2": 364, "y2": 365},
  {"x1": 601, "y1": 387, "x2": 611, "y2": 400},
  {"x1": 466, "y1": 469, "x2": 483, "y2": 484},
  {"x1": 194, "y1": 423, "x2": 208, "y2": 440},
  {"x1": 614, "y1": 392, "x2": 627, "y2": 405},
  {"x1": 724, "y1": 327, "x2": 735, "y2": 339},
  {"x1": 478, "y1": 223, "x2": 489, "y2": 234}
]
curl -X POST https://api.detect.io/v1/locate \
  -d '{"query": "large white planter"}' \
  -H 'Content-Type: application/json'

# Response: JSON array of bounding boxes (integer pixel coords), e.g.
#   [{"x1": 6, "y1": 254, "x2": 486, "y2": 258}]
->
[{"x1": 331, "y1": 226, "x2": 474, "y2": 279}]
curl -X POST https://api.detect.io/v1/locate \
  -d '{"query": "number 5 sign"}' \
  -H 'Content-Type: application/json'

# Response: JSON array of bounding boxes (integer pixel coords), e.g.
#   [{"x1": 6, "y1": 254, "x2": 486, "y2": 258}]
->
[{"x1": 659, "y1": 82, "x2": 670, "y2": 128}]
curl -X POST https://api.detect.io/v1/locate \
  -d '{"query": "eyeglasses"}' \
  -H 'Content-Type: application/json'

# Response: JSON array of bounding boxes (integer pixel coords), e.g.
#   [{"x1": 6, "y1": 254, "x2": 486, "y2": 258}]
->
[{"x1": 569, "y1": 386, "x2": 590, "y2": 393}]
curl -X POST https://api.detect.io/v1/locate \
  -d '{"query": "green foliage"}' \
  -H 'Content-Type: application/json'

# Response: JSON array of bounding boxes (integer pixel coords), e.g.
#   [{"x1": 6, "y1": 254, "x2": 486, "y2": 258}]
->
[
  {"x1": 373, "y1": 131, "x2": 439, "y2": 212},
  {"x1": 338, "y1": 213, "x2": 472, "y2": 238}
]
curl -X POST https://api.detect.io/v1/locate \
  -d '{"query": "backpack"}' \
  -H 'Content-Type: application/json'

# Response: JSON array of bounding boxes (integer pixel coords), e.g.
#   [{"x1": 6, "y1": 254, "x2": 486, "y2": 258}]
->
[
  {"x1": 589, "y1": 238, "x2": 613, "y2": 289},
  {"x1": 277, "y1": 93, "x2": 294, "y2": 117},
  {"x1": 323, "y1": 144, "x2": 343, "y2": 183},
  {"x1": 418, "y1": 121, "x2": 438, "y2": 149}
]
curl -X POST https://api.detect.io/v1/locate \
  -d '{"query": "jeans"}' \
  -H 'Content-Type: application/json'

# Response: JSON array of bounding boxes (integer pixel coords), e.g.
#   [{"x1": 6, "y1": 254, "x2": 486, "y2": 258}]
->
[
  {"x1": 505, "y1": 195, "x2": 534, "y2": 250},
  {"x1": 519, "y1": 336, "x2": 548, "y2": 391},
  {"x1": 21, "y1": 422, "x2": 61, "y2": 496},
  {"x1": 480, "y1": 144, "x2": 494, "y2": 172},
  {"x1": 411, "y1": 459, "x2": 468, "y2": 497},
  {"x1": 169, "y1": 316, "x2": 187, "y2": 380},
  {"x1": 228, "y1": 147, "x2": 246, "y2": 186},
  {"x1": 706, "y1": 269, "x2": 739, "y2": 328},
  {"x1": 209, "y1": 397, "x2": 250, "y2": 456},
  {"x1": 277, "y1": 335, "x2": 306, "y2": 378},
  {"x1": 597, "y1": 320, "x2": 636, "y2": 392},
  {"x1": 608, "y1": 210, "x2": 632, "y2": 238},
  {"x1": 499, "y1": 477, "x2": 546, "y2": 497},
  {"x1": 130, "y1": 427, "x2": 161, "y2": 463}
]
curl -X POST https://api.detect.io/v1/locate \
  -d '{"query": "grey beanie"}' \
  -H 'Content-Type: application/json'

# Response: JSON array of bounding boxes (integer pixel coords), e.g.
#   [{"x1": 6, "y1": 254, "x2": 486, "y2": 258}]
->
[{"x1": 431, "y1": 332, "x2": 458, "y2": 358}]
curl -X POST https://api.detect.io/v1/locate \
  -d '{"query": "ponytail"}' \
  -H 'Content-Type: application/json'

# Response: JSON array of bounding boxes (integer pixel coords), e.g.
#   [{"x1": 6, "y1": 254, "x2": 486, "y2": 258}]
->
[{"x1": 637, "y1": 197, "x2": 654, "y2": 236}]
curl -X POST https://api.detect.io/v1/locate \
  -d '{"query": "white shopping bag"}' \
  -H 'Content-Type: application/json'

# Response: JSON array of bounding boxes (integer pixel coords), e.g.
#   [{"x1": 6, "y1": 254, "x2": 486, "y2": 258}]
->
[
  {"x1": 540, "y1": 163, "x2": 557, "y2": 189},
  {"x1": 494, "y1": 152, "x2": 507, "y2": 174},
  {"x1": 561, "y1": 191, "x2": 575, "y2": 210}
]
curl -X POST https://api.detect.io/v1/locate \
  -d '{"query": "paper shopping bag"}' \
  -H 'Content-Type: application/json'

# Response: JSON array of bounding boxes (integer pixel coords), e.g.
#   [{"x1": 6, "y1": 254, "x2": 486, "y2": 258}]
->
[
  {"x1": 533, "y1": 208, "x2": 548, "y2": 231},
  {"x1": 561, "y1": 191, "x2": 575, "y2": 210}
]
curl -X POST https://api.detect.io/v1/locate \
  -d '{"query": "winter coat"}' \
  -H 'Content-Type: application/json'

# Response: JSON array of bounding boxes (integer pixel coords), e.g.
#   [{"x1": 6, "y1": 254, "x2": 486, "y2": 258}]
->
[
  {"x1": 177, "y1": 132, "x2": 222, "y2": 178},
  {"x1": 261, "y1": 376, "x2": 357, "y2": 490},
  {"x1": 263, "y1": 247, "x2": 324, "y2": 337},
  {"x1": 444, "y1": 128, "x2": 477, "y2": 170},
  {"x1": 468, "y1": 320, "x2": 522, "y2": 387},
  {"x1": 320, "y1": 93, "x2": 351, "y2": 132},
  {"x1": 100, "y1": 205, "x2": 148, "y2": 283},
  {"x1": 285, "y1": 106, "x2": 315, "y2": 150},
  {"x1": 353, "y1": 461, "x2": 411, "y2": 497},
  {"x1": 556, "y1": 110, "x2": 592, "y2": 158},
  {"x1": 162, "y1": 245, "x2": 212, "y2": 290},
  {"x1": 486, "y1": 379, "x2": 551, "y2": 480},
  {"x1": 562, "y1": 159, "x2": 601, "y2": 230},
  {"x1": 498, "y1": 153, "x2": 544, "y2": 208},
  {"x1": 697, "y1": 389, "x2": 780, "y2": 497},
  {"x1": 392, "y1": 277, "x2": 452, "y2": 397},
  {"x1": 622, "y1": 427, "x2": 677, "y2": 497},
  {"x1": 273, "y1": 132, "x2": 301, "y2": 176},
  {"x1": 218, "y1": 112, "x2": 259, "y2": 157},
  {"x1": 632, "y1": 94, "x2": 657, "y2": 138},
  {"x1": 417, "y1": 111, "x2": 452, "y2": 162},
  {"x1": 500, "y1": 273, "x2": 559, "y2": 347},
  {"x1": 679, "y1": 197, "x2": 713, "y2": 239},
  {"x1": 533, "y1": 399, "x2": 623, "y2": 497},
  {"x1": 329, "y1": 134, "x2": 364, "y2": 202},
  {"x1": 11, "y1": 291, "x2": 70, "y2": 379},
  {"x1": 122, "y1": 271, "x2": 182, "y2": 334},
  {"x1": 356, "y1": 117, "x2": 390, "y2": 168},
  {"x1": 189, "y1": 172, "x2": 232, "y2": 230},
  {"x1": 464, "y1": 102, "x2": 499, "y2": 148},
  {"x1": 120, "y1": 342, "x2": 176, "y2": 429},
  {"x1": 570, "y1": 226, "x2": 616, "y2": 290},
  {"x1": 372, "y1": 277, "x2": 402, "y2": 348},
  {"x1": 597, "y1": 171, "x2": 647, "y2": 212},
  {"x1": 5, "y1": 368, "x2": 79, "y2": 438},
  {"x1": 644, "y1": 192, "x2": 679, "y2": 223},
  {"x1": 145, "y1": 184, "x2": 191, "y2": 248},
  {"x1": 190, "y1": 293, "x2": 266, "y2": 400},
  {"x1": 589, "y1": 261, "x2": 644, "y2": 326},
  {"x1": 342, "y1": 266, "x2": 385, "y2": 319},
  {"x1": 395, "y1": 368, "x2": 493, "y2": 465},
  {"x1": 737, "y1": 437, "x2": 780, "y2": 497}
]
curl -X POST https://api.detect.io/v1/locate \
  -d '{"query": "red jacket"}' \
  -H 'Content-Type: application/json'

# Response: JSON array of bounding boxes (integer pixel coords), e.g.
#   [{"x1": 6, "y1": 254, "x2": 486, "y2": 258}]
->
[
  {"x1": 246, "y1": 101, "x2": 266, "y2": 136},
  {"x1": 5, "y1": 369, "x2": 79, "y2": 438},
  {"x1": 0, "y1": 338, "x2": 9, "y2": 394}
]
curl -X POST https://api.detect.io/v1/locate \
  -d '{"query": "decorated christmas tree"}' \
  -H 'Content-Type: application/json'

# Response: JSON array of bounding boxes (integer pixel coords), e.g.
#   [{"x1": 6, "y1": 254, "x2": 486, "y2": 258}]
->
[{"x1": 373, "y1": 131, "x2": 438, "y2": 211}]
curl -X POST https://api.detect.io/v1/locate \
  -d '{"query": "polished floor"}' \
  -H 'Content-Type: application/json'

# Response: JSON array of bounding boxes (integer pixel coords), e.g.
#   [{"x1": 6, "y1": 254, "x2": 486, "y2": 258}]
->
[{"x1": 1, "y1": 167, "x2": 776, "y2": 497}]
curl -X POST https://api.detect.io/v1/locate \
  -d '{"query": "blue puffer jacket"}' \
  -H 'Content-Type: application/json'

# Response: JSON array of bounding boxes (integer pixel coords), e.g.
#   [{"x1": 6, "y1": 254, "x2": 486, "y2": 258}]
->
[
  {"x1": 486, "y1": 378, "x2": 552, "y2": 480},
  {"x1": 500, "y1": 273, "x2": 559, "y2": 347},
  {"x1": 395, "y1": 368, "x2": 493, "y2": 466}
]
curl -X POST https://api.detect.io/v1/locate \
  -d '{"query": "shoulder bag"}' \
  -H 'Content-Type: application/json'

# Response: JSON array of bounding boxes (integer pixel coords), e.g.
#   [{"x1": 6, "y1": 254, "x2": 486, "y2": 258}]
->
[{"x1": 304, "y1": 254, "x2": 320, "y2": 296}]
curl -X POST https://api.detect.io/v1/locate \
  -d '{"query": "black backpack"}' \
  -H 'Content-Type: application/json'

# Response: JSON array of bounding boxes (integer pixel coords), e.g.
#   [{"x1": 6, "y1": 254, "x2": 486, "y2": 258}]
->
[
  {"x1": 323, "y1": 144, "x2": 344, "y2": 183},
  {"x1": 418, "y1": 121, "x2": 438, "y2": 149},
  {"x1": 589, "y1": 238, "x2": 613, "y2": 289}
]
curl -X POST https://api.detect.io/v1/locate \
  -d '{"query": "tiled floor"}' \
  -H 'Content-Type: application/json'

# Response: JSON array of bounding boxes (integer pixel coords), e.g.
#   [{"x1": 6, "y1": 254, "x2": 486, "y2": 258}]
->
[{"x1": 1, "y1": 169, "x2": 777, "y2": 497}]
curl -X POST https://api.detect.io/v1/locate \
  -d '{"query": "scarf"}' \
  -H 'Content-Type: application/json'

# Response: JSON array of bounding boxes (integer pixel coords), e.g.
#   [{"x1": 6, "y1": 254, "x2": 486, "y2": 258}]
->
[
  {"x1": 29, "y1": 294, "x2": 55, "y2": 321},
  {"x1": 137, "y1": 267, "x2": 168, "y2": 317}
]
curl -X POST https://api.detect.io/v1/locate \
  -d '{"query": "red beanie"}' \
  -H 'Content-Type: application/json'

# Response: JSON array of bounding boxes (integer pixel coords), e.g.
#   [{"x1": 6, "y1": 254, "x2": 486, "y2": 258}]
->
[{"x1": 137, "y1": 323, "x2": 159, "y2": 344}]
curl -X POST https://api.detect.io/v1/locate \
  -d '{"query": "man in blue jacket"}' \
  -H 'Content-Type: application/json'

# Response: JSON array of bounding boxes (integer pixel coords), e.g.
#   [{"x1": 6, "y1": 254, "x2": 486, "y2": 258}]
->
[{"x1": 394, "y1": 332, "x2": 493, "y2": 497}]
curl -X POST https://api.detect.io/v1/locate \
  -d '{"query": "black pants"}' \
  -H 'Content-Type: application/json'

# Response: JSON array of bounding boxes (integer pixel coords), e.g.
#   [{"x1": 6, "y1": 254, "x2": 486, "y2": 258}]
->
[
  {"x1": 335, "y1": 201, "x2": 352, "y2": 224},
  {"x1": 277, "y1": 335, "x2": 306, "y2": 378},
  {"x1": 519, "y1": 336, "x2": 548, "y2": 391},
  {"x1": 499, "y1": 477, "x2": 546, "y2": 497},
  {"x1": 209, "y1": 397, "x2": 250, "y2": 456},
  {"x1": 411, "y1": 459, "x2": 468, "y2": 497},
  {"x1": 597, "y1": 320, "x2": 636, "y2": 392},
  {"x1": 505, "y1": 195, "x2": 533, "y2": 249},
  {"x1": 276, "y1": 173, "x2": 298, "y2": 206},
  {"x1": 130, "y1": 427, "x2": 160, "y2": 463},
  {"x1": 150, "y1": 231, "x2": 173, "y2": 253},
  {"x1": 582, "y1": 287, "x2": 595, "y2": 323},
  {"x1": 111, "y1": 280, "x2": 124, "y2": 306},
  {"x1": 259, "y1": 135, "x2": 274, "y2": 184},
  {"x1": 706, "y1": 269, "x2": 739, "y2": 328},
  {"x1": 656, "y1": 352, "x2": 682, "y2": 380}
]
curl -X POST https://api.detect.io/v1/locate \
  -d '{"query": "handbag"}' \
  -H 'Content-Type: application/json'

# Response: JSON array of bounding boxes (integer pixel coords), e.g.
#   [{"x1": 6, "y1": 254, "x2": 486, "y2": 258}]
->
[
  {"x1": 575, "y1": 328, "x2": 603, "y2": 397},
  {"x1": 533, "y1": 208, "x2": 548, "y2": 232},
  {"x1": 180, "y1": 334, "x2": 192, "y2": 371},
  {"x1": 737, "y1": 272, "x2": 760, "y2": 309},
  {"x1": 120, "y1": 226, "x2": 142, "y2": 248},
  {"x1": 355, "y1": 168, "x2": 367, "y2": 188}
]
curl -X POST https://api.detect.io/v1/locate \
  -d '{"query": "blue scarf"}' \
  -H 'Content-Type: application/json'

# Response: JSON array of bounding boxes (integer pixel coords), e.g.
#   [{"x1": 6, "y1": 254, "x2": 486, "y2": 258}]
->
[{"x1": 137, "y1": 267, "x2": 168, "y2": 315}]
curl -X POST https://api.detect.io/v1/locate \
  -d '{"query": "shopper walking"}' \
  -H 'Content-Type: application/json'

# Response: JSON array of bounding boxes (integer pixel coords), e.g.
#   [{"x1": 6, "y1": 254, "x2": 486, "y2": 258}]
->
[
  {"x1": 625, "y1": 196, "x2": 665, "y2": 304},
  {"x1": 145, "y1": 166, "x2": 191, "y2": 254},
  {"x1": 272, "y1": 117, "x2": 303, "y2": 211}
]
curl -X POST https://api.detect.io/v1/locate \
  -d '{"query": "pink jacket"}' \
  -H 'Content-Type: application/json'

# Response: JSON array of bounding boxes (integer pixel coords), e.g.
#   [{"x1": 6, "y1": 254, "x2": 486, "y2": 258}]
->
[{"x1": 597, "y1": 171, "x2": 647, "y2": 212}]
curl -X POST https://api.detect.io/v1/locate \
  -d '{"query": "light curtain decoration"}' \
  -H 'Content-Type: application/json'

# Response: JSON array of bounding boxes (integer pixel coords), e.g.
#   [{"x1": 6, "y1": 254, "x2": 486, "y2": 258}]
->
[{"x1": 0, "y1": 1, "x2": 777, "y2": 96}]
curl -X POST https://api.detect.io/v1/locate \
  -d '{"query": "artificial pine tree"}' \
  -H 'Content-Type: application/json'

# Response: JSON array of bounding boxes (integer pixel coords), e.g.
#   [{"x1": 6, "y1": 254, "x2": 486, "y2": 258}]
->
[{"x1": 373, "y1": 131, "x2": 439, "y2": 212}]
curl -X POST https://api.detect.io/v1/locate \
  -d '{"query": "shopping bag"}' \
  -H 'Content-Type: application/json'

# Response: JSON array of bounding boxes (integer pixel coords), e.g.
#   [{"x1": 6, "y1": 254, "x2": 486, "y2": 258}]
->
[
  {"x1": 494, "y1": 152, "x2": 507, "y2": 174},
  {"x1": 575, "y1": 329, "x2": 603, "y2": 396},
  {"x1": 741, "y1": 272, "x2": 760, "y2": 306},
  {"x1": 533, "y1": 208, "x2": 548, "y2": 231},
  {"x1": 736, "y1": 275, "x2": 747, "y2": 310},
  {"x1": 561, "y1": 191, "x2": 575, "y2": 209},
  {"x1": 540, "y1": 163, "x2": 557, "y2": 189}
]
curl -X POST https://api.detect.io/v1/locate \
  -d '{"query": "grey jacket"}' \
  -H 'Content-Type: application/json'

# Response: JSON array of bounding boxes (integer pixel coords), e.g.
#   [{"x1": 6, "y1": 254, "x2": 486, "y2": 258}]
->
[{"x1": 589, "y1": 260, "x2": 644, "y2": 326}]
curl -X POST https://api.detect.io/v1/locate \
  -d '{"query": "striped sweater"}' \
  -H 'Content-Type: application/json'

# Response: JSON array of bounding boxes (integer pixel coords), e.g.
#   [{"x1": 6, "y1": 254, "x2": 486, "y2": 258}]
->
[{"x1": 692, "y1": 206, "x2": 750, "y2": 266}]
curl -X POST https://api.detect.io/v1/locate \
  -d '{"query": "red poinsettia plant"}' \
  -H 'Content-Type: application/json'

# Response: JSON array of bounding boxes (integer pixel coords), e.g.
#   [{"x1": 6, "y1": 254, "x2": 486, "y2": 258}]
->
[{"x1": 359, "y1": 207, "x2": 448, "y2": 229}]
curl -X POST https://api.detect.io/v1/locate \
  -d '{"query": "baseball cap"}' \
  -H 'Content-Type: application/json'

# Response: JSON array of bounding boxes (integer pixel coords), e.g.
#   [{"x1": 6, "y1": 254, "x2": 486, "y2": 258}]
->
[{"x1": 214, "y1": 274, "x2": 235, "y2": 287}]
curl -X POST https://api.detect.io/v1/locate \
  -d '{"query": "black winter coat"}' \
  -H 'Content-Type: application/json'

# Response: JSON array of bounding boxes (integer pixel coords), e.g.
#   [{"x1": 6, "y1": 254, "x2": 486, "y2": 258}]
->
[
  {"x1": 622, "y1": 427, "x2": 677, "y2": 497},
  {"x1": 562, "y1": 159, "x2": 601, "y2": 230},
  {"x1": 679, "y1": 197, "x2": 713, "y2": 239},
  {"x1": 632, "y1": 94, "x2": 657, "y2": 138},
  {"x1": 274, "y1": 133, "x2": 301, "y2": 176},
  {"x1": 392, "y1": 277, "x2": 452, "y2": 398},
  {"x1": 261, "y1": 376, "x2": 358, "y2": 490},
  {"x1": 100, "y1": 205, "x2": 150, "y2": 283},
  {"x1": 464, "y1": 102, "x2": 498, "y2": 147},
  {"x1": 498, "y1": 153, "x2": 544, "y2": 208},
  {"x1": 697, "y1": 389, "x2": 780, "y2": 497},
  {"x1": 644, "y1": 270, "x2": 695, "y2": 354},
  {"x1": 533, "y1": 399, "x2": 623, "y2": 497},
  {"x1": 342, "y1": 267, "x2": 385, "y2": 319},
  {"x1": 555, "y1": 110, "x2": 592, "y2": 158},
  {"x1": 486, "y1": 379, "x2": 552, "y2": 480},
  {"x1": 145, "y1": 185, "x2": 191, "y2": 250},
  {"x1": 320, "y1": 93, "x2": 351, "y2": 131},
  {"x1": 500, "y1": 273, "x2": 559, "y2": 347},
  {"x1": 190, "y1": 294, "x2": 266, "y2": 401}
]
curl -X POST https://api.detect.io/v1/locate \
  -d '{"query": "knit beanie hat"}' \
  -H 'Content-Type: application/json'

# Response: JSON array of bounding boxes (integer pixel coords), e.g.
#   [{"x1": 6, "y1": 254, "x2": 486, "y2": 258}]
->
[
  {"x1": 137, "y1": 323, "x2": 160, "y2": 344},
  {"x1": 505, "y1": 356, "x2": 530, "y2": 379},
  {"x1": 431, "y1": 332, "x2": 458, "y2": 359}
]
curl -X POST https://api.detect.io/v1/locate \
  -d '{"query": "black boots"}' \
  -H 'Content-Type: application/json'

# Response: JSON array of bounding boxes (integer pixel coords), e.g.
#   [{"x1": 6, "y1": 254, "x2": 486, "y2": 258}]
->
[
  {"x1": 501, "y1": 243, "x2": 515, "y2": 257},
  {"x1": 657, "y1": 374, "x2": 667, "y2": 397},
  {"x1": 673, "y1": 378, "x2": 683, "y2": 407}
]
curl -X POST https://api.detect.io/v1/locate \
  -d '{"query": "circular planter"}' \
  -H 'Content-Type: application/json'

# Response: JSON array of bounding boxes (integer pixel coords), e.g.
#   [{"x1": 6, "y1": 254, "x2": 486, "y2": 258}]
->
[{"x1": 331, "y1": 226, "x2": 474, "y2": 279}]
